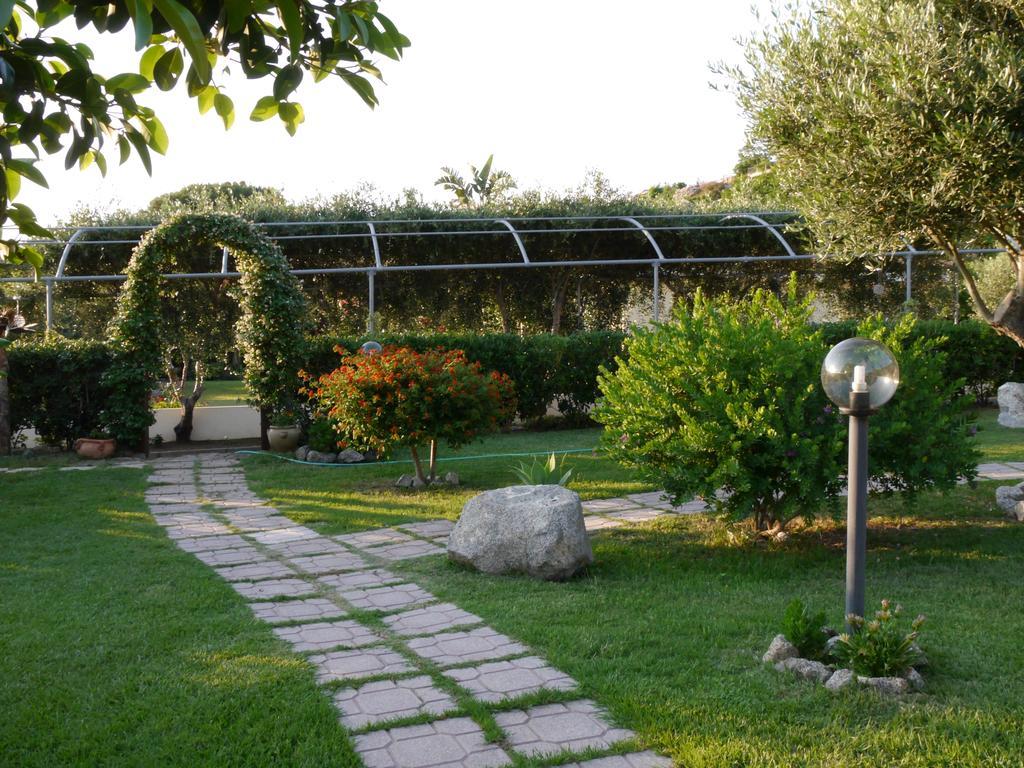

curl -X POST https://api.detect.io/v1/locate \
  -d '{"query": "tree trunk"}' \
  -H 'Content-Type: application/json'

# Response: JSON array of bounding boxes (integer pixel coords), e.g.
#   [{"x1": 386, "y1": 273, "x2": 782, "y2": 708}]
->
[
  {"x1": 260, "y1": 407, "x2": 270, "y2": 450},
  {"x1": 173, "y1": 384, "x2": 204, "y2": 442},
  {"x1": 409, "y1": 445, "x2": 427, "y2": 484},
  {"x1": 990, "y1": 291, "x2": 1024, "y2": 348},
  {"x1": 0, "y1": 341, "x2": 10, "y2": 455},
  {"x1": 550, "y1": 272, "x2": 572, "y2": 334},
  {"x1": 428, "y1": 439, "x2": 437, "y2": 481},
  {"x1": 493, "y1": 283, "x2": 513, "y2": 333}
]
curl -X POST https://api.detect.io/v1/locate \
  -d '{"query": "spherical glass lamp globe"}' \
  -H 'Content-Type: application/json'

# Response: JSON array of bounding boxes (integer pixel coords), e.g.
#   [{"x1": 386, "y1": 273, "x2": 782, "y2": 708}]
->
[
  {"x1": 359, "y1": 340, "x2": 383, "y2": 356},
  {"x1": 821, "y1": 337, "x2": 900, "y2": 410}
]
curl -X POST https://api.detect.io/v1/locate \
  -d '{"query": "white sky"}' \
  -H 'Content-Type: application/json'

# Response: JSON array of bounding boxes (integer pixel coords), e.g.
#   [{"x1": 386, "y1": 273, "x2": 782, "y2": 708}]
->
[{"x1": 20, "y1": 0, "x2": 774, "y2": 223}]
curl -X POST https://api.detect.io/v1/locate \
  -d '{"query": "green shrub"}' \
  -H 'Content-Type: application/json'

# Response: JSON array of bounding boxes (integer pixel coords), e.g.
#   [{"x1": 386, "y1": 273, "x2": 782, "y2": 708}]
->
[
  {"x1": 8, "y1": 337, "x2": 114, "y2": 449},
  {"x1": 781, "y1": 599, "x2": 830, "y2": 661},
  {"x1": 595, "y1": 278, "x2": 978, "y2": 531},
  {"x1": 832, "y1": 600, "x2": 926, "y2": 677},
  {"x1": 305, "y1": 346, "x2": 516, "y2": 484},
  {"x1": 306, "y1": 419, "x2": 338, "y2": 453}
]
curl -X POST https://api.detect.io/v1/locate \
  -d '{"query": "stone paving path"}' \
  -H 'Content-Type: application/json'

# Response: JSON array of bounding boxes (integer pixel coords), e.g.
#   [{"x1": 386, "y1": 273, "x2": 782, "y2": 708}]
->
[{"x1": 142, "y1": 451, "x2": 672, "y2": 768}]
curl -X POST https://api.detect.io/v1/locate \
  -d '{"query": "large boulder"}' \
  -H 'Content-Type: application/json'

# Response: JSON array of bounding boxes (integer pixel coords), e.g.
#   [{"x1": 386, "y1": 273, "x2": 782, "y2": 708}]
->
[
  {"x1": 996, "y1": 482, "x2": 1024, "y2": 513},
  {"x1": 447, "y1": 485, "x2": 593, "y2": 581},
  {"x1": 998, "y1": 382, "x2": 1024, "y2": 428}
]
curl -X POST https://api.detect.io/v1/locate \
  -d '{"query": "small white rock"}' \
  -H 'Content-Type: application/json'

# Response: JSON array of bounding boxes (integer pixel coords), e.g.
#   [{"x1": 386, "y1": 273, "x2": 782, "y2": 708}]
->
[
  {"x1": 905, "y1": 667, "x2": 926, "y2": 691},
  {"x1": 776, "y1": 657, "x2": 833, "y2": 683},
  {"x1": 825, "y1": 668, "x2": 856, "y2": 691},
  {"x1": 763, "y1": 634, "x2": 799, "y2": 664},
  {"x1": 858, "y1": 675, "x2": 909, "y2": 695}
]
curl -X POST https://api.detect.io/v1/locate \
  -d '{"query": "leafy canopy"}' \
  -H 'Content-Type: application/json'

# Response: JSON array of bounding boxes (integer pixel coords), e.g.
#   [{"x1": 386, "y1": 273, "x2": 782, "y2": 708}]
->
[
  {"x1": 727, "y1": 0, "x2": 1024, "y2": 344},
  {"x1": 0, "y1": 0, "x2": 409, "y2": 268}
]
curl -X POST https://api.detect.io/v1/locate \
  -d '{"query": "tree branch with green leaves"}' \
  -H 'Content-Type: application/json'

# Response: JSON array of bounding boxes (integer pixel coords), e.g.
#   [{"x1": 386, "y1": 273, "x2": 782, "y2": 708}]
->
[{"x1": 0, "y1": 0, "x2": 408, "y2": 270}]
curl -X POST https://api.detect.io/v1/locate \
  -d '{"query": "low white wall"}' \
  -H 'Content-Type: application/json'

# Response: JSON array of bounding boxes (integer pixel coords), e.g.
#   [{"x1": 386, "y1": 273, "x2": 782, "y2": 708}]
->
[
  {"x1": 151, "y1": 405, "x2": 261, "y2": 442},
  {"x1": 19, "y1": 404, "x2": 262, "y2": 449}
]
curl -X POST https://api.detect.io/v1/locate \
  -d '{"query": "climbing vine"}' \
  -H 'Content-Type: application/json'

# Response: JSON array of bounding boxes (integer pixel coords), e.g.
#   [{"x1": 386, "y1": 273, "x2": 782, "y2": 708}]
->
[{"x1": 102, "y1": 214, "x2": 307, "y2": 447}]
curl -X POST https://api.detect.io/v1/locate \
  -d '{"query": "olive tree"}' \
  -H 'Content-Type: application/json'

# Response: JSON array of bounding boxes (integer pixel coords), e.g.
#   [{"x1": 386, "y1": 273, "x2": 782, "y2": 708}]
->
[
  {"x1": 728, "y1": 0, "x2": 1024, "y2": 346},
  {"x1": 0, "y1": 0, "x2": 408, "y2": 269}
]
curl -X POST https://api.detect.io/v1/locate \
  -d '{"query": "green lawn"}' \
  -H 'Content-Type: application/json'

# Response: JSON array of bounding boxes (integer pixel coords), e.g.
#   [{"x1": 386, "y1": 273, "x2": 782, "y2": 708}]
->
[
  {"x1": 197, "y1": 379, "x2": 248, "y2": 406},
  {"x1": 0, "y1": 467, "x2": 358, "y2": 767},
  {"x1": 3, "y1": 409, "x2": 1024, "y2": 765}
]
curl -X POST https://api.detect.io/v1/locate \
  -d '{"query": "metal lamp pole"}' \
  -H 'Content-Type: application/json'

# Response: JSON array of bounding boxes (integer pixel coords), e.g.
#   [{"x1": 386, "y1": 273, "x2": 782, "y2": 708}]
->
[{"x1": 841, "y1": 384, "x2": 872, "y2": 624}]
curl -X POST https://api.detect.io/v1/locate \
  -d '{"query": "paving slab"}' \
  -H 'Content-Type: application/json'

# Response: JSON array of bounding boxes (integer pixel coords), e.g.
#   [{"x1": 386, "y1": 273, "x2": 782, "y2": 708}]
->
[
  {"x1": 175, "y1": 533, "x2": 251, "y2": 553},
  {"x1": 193, "y1": 546, "x2": 266, "y2": 567},
  {"x1": 148, "y1": 503, "x2": 204, "y2": 516},
  {"x1": 625, "y1": 491, "x2": 668, "y2": 506},
  {"x1": 163, "y1": 520, "x2": 235, "y2": 539},
  {"x1": 249, "y1": 598, "x2": 348, "y2": 625},
  {"x1": 231, "y1": 578, "x2": 318, "y2": 600},
  {"x1": 248, "y1": 526, "x2": 320, "y2": 545},
  {"x1": 443, "y1": 656, "x2": 577, "y2": 703},
  {"x1": 310, "y1": 647, "x2": 415, "y2": 684},
  {"x1": 214, "y1": 561, "x2": 296, "y2": 582},
  {"x1": 273, "y1": 619, "x2": 382, "y2": 652},
  {"x1": 561, "y1": 752, "x2": 673, "y2": 768},
  {"x1": 580, "y1": 498, "x2": 639, "y2": 513},
  {"x1": 289, "y1": 552, "x2": 369, "y2": 575},
  {"x1": 383, "y1": 603, "x2": 482, "y2": 637},
  {"x1": 354, "y1": 717, "x2": 511, "y2": 768},
  {"x1": 337, "y1": 529, "x2": 416, "y2": 548},
  {"x1": 148, "y1": 471, "x2": 196, "y2": 484},
  {"x1": 604, "y1": 508, "x2": 668, "y2": 523},
  {"x1": 340, "y1": 584, "x2": 436, "y2": 612},
  {"x1": 584, "y1": 517, "x2": 626, "y2": 533},
  {"x1": 320, "y1": 568, "x2": 404, "y2": 591},
  {"x1": 396, "y1": 520, "x2": 455, "y2": 538},
  {"x1": 265, "y1": 538, "x2": 351, "y2": 558},
  {"x1": 146, "y1": 491, "x2": 202, "y2": 505},
  {"x1": 334, "y1": 675, "x2": 458, "y2": 729},
  {"x1": 494, "y1": 700, "x2": 634, "y2": 758},
  {"x1": 407, "y1": 627, "x2": 528, "y2": 667},
  {"x1": 370, "y1": 540, "x2": 446, "y2": 561}
]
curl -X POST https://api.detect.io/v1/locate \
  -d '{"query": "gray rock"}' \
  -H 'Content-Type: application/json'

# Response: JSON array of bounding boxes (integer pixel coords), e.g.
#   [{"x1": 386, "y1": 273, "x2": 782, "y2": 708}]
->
[
  {"x1": 825, "y1": 668, "x2": 856, "y2": 691},
  {"x1": 444, "y1": 471, "x2": 460, "y2": 486},
  {"x1": 998, "y1": 382, "x2": 1024, "y2": 427},
  {"x1": 305, "y1": 450, "x2": 337, "y2": 464},
  {"x1": 447, "y1": 485, "x2": 593, "y2": 581},
  {"x1": 295, "y1": 445, "x2": 310, "y2": 461},
  {"x1": 858, "y1": 675, "x2": 909, "y2": 695},
  {"x1": 411, "y1": 476, "x2": 428, "y2": 489},
  {"x1": 995, "y1": 483, "x2": 1024, "y2": 512},
  {"x1": 762, "y1": 634, "x2": 799, "y2": 664},
  {"x1": 825, "y1": 635, "x2": 842, "y2": 655},
  {"x1": 395, "y1": 474, "x2": 415, "y2": 488},
  {"x1": 336, "y1": 449, "x2": 364, "y2": 464},
  {"x1": 1012, "y1": 501, "x2": 1024, "y2": 522},
  {"x1": 905, "y1": 667, "x2": 926, "y2": 691},
  {"x1": 774, "y1": 657, "x2": 833, "y2": 683}
]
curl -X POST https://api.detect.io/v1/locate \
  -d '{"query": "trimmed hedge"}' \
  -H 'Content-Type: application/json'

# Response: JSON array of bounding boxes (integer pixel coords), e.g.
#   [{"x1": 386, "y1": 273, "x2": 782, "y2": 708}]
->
[
  {"x1": 8, "y1": 337, "x2": 114, "y2": 448},
  {"x1": 303, "y1": 332, "x2": 627, "y2": 420},
  {"x1": 819, "y1": 319, "x2": 1021, "y2": 403}
]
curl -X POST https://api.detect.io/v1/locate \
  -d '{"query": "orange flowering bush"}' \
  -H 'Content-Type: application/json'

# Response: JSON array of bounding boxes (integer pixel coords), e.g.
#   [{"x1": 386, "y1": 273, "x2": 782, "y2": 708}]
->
[{"x1": 302, "y1": 346, "x2": 516, "y2": 484}]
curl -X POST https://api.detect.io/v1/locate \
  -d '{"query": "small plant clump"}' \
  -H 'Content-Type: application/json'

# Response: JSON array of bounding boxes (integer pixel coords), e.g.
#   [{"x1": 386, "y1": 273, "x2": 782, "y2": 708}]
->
[
  {"x1": 510, "y1": 452, "x2": 576, "y2": 487},
  {"x1": 832, "y1": 600, "x2": 926, "y2": 678},
  {"x1": 781, "y1": 599, "x2": 830, "y2": 661}
]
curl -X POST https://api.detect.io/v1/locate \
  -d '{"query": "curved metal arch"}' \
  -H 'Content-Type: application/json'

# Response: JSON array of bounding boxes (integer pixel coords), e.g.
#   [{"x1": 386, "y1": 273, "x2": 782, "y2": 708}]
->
[
  {"x1": 616, "y1": 216, "x2": 665, "y2": 260},
  {"x1": 55, "y1": 227, "x2": 87, "y2": 278},
  {"x1": 722, "y1": 213, "x2": 797, "y2": 258},
  {"x1": 493, "y1": 218, "x2": 529, "y2": 263}
]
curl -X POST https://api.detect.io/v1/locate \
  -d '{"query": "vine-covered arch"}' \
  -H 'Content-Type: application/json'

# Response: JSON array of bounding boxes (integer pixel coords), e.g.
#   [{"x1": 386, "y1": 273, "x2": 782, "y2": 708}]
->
[{"x1": 101, "y1": 213, "x2": 307, "y2": 449}]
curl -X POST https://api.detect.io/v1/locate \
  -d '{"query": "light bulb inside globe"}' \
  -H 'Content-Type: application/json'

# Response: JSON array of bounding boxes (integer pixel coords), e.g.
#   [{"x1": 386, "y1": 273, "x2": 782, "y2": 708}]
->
[
  {"x1": 821, "y1": 337, "x2": 899, "y2": 410},
  {"x1": 359, "y1": 340, "x2": 383, "y2": 356}
]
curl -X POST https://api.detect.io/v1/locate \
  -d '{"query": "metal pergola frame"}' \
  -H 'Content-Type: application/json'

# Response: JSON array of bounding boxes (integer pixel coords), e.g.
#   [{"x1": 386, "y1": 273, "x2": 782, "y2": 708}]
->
[{"x1": 0, "y1": 212, "x2": 1003, "y2": 333}]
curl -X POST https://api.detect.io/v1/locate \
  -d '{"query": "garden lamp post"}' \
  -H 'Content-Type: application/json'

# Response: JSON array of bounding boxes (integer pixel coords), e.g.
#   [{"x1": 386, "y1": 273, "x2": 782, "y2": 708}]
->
[
  {"x1": 821, "y1": 338, "x2": 899, "y2": 625},
  {"x1": 359, "y1": 340, "x2": 383, "y2": 355}
]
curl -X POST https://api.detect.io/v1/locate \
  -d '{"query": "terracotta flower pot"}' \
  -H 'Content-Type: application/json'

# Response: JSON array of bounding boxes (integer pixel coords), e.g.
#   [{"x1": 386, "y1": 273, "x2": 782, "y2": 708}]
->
[
  {"x1": 73, "y1": 437, "x2": 116, "y2": 460},
  {"x1": 267, "y1": 425, "x2": 301, "y2": 452}
]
